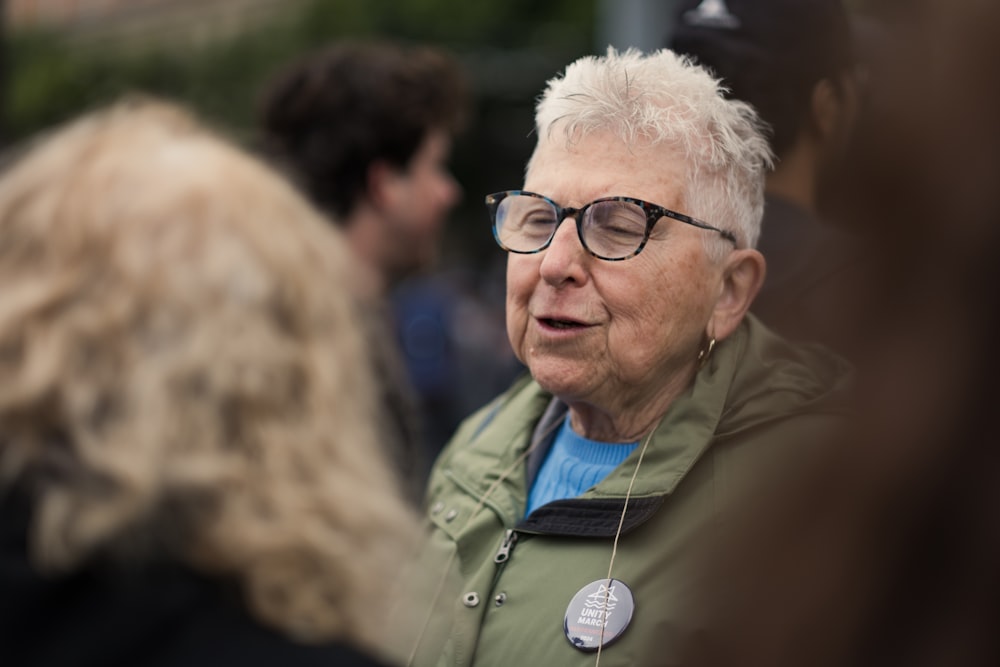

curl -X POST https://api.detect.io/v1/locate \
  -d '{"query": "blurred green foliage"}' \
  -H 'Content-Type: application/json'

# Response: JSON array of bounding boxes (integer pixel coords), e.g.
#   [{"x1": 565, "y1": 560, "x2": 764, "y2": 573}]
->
[
  {"x1": 3, "y1": 0, "x2": 595, "y2": 261},
  {"x1": 4, "y1": 0, "x2": 593, "y2": 135}
]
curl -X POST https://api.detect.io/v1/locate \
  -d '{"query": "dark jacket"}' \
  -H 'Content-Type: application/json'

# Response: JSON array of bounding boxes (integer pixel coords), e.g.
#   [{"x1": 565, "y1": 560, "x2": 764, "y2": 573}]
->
[
  {"x1": 752, "y1": 193, "x2": 869, "y2": 356},
  {"x1": 0, "y1": 487, "x2": 394, "y2": 667}
]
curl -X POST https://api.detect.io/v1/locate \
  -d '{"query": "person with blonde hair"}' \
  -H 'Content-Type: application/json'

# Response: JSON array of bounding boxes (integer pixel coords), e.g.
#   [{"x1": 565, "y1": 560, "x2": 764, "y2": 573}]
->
[
  {"x1": 0, "y1": 98, "x2": 415, "y2": 666},
  {"x1": 393, "y1": 48, "x2": 852, "y2": 667}
]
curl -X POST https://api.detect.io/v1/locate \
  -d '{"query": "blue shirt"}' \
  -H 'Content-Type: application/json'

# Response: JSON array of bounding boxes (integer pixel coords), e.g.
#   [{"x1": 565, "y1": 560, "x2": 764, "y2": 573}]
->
[{"x1": 526, "y1": 416, "x2": 639, "y2": 516}]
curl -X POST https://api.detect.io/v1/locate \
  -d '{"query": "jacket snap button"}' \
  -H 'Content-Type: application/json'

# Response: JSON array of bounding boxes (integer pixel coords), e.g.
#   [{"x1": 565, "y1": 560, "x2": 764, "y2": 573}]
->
[
  {"x1": 430, "y1": 501, "x2": 444, "y2": 516},
  {"x1": 494, "y1": 592, "x2": 507, "y2": 606},
  {"x1": 463, "y1": 592, "x2": 480, "y2": 608},
  {"x1": 444, "y1": 509, "x2": 458, "y2": 522}
]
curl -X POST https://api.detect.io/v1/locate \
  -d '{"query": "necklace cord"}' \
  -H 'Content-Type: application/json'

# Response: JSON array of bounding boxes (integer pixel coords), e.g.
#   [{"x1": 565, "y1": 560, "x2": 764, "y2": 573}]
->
[
  {"x1": 594, "y1": 423, "x2": 658, "y2": 667},
  {"x1": 405, "y1": 414, "x2": 658, "y2": 667}
]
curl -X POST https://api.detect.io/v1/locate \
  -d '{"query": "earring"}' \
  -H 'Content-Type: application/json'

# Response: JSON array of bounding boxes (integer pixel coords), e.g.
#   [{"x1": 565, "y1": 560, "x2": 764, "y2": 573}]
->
[{"x1": 697, "y1": 337, "x2": 716, "y2": 369}]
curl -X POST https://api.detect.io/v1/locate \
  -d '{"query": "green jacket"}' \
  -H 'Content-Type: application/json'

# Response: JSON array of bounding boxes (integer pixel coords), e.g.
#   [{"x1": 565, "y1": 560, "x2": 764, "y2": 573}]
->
[{"x1": 393, "y1": 316, "x2": 852, "y2": 667}]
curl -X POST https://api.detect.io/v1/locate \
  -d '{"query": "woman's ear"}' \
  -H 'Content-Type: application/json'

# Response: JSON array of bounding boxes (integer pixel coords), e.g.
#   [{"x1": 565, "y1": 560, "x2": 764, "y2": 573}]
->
[{"x1": 710, "y1": 249, "x2": 766, "y2": 340}]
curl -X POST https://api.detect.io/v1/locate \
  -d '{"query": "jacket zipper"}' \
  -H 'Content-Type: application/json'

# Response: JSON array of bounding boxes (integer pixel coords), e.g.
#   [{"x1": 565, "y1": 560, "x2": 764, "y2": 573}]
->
[
  {"x1": 490, "y1": 528, "x2": 521, "y2": 596},
  {"x1": 493, "y1": 528, "x2": 519, "y2": 564}
]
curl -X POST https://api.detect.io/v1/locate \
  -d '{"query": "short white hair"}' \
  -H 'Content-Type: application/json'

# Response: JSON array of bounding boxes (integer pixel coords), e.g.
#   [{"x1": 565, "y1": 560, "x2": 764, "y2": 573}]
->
[{"x1": 530, "y1": 47, "x2": 773, "y2": 252}]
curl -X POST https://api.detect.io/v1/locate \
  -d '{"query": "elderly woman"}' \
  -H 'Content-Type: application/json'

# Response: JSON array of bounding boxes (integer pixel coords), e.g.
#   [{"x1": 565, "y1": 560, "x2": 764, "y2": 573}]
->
[
  {"x1": 396, "y1": 49, "x2": 852, "y2": 667},
  {"x1": 0, "y1": 99, "x2": 414, "y2": 666}
]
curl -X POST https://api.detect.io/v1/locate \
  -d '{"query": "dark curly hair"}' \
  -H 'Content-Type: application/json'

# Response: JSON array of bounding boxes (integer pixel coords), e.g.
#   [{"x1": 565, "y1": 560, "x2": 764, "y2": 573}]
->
[{"x1": 258, "y1": 40, "x2": 468, "y2": 222}]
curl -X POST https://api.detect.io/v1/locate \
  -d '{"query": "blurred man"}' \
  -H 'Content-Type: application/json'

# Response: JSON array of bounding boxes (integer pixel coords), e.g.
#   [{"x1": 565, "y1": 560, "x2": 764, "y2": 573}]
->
[
  {"x1": 259, "y1": 40, "x2": 467, "y2": 294},
  {"x1": 670, "y1": 0, "x2": 867, "y2": 354},
  {"x1": 258, "y1": 41, "x2": 469, "y2": 496}
]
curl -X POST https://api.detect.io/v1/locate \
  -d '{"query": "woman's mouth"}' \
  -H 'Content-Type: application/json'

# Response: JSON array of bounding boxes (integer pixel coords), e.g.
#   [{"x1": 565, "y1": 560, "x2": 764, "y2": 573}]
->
[{"x1": 540, "y1": 317, "x2": 585, "y2": 330}]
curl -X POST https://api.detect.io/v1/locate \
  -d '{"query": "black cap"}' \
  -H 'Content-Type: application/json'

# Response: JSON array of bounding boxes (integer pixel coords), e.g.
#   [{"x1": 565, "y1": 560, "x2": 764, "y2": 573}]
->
[
  {"x1": 668, "y1": 0, "x2": 856, "y2": 155},
  {"x1": 670, "y1": 0, "x2": 854, "y2": 84}
]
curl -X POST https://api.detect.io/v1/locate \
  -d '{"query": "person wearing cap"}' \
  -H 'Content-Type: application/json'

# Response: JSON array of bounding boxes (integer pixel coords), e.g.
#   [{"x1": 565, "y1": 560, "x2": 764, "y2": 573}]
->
[
  {"x1": 670, "y1": 0, "x2": 868, "y2": 355},
  {"x1": 389, "y1": 47, "x2": 852, "y2": 667}
]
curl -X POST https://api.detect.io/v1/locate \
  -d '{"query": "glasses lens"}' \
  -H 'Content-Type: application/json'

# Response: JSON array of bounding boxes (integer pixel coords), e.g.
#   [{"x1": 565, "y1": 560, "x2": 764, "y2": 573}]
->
[
  {"x1": 495, "y1": 195, "x2": 558, "y2": 252},
  {"x1": 582, "y1": 200, "x2": 648, "y2": 259}
]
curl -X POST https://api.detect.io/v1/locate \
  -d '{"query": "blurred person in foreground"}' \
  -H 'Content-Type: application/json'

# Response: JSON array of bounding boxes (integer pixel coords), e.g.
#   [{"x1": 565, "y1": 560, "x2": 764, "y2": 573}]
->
[
  {"x1": 258, "y1": 41, "x2": 469, "y2": 491},
  {"x1": 649, "y1": 1, "x2": 1000, "y2": 666},
  {"x1": 842, "y1": 3, "x2": 1000, "y2": 663},
  {"x1": 669, "y1": 0, "x2": 868, "y2": 354},
  {"x1": 0, "y1": 98, "x2": 416, "y2": 666},
  {"x1": 391, "y1": 47, "x2": 853, "y2": 667}
]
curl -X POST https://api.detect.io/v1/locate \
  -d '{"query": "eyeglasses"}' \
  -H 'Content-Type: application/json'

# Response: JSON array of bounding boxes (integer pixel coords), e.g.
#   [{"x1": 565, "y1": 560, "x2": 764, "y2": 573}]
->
[{"x1": 486, "y1": 190, "x2": 737, "y2": 261}]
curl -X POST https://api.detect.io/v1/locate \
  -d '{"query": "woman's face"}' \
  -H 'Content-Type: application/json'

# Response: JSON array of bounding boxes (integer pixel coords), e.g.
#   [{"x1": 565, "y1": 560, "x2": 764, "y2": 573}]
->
[{"x1": 506, "y1": 130, "x2": 728, "y2": 424}]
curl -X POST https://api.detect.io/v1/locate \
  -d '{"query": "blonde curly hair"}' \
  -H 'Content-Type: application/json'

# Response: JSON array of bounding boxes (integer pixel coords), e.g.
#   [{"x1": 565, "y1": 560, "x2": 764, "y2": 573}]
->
[{"x1": 0, "y1": 98, "x2": 417, "y2": 647}]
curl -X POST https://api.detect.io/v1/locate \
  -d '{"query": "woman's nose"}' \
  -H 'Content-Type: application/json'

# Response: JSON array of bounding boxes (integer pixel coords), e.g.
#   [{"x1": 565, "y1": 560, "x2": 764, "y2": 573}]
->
[{"x1": 538, "y1": 215, "x2": 588, "y2": 285}]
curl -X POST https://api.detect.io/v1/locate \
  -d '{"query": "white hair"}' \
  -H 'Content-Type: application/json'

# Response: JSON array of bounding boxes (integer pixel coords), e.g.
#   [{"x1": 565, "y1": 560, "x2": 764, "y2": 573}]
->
[{"x1": 530, "y1": 47, "x2": 773, "y2": 252}]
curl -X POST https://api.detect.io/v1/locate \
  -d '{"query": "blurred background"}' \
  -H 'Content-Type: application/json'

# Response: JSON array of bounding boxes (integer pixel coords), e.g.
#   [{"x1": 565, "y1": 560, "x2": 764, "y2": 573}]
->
[
  {"x1": 0, "y1": 0, "x2": 683, "y2": 258},
  {"x1": 0, "y1": 0, "x2": 870, "y2": 252}
]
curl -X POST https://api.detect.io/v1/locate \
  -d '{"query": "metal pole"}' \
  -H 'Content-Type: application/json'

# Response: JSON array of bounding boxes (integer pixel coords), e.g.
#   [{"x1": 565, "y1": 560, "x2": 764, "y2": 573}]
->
[{"x1": 595, "y1": 0, "x2": 684, "y2": 53}]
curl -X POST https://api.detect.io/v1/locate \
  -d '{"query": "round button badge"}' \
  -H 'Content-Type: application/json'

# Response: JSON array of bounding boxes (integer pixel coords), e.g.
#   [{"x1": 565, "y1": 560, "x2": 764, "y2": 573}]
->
[{"x1": 563, "y1": 578, "x2": 635, "y2": 652}]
